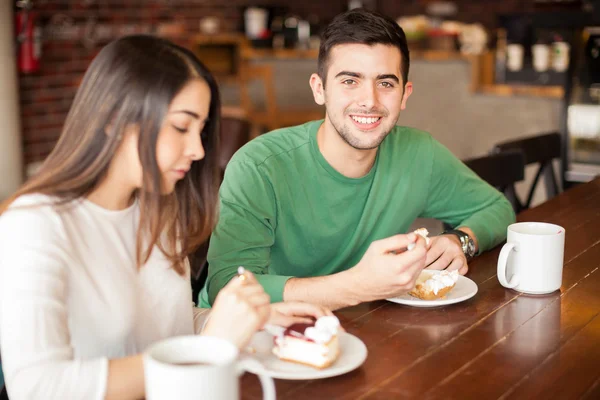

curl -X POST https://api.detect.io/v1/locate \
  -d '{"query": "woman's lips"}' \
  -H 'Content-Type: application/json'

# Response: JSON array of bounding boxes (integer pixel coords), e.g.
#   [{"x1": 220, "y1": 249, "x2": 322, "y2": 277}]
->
[{"x1": 173, "y1": 169, "x2": 188, "y2": 179}]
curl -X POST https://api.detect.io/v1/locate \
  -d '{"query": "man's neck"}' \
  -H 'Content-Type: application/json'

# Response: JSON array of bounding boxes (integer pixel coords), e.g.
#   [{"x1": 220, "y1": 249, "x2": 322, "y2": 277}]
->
[{"x1": 316, "y1": 119, "x2": 378, "y2": 178}]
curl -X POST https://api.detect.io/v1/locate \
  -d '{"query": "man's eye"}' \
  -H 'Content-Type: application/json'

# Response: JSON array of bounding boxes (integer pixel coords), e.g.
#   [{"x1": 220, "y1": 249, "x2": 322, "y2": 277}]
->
[
  {"x1": 380, "y1": 81, "x2": 394, "y2": 88},
  {"x1": 342, "y1": 79, "x2": 357, "y2": 85}
]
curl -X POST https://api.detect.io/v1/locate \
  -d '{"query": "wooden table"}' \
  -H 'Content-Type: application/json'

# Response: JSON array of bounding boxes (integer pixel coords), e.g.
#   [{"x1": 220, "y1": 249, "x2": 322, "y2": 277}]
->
[{"x1": 242, "y1": 177, "x2": 600, "y2": 399}]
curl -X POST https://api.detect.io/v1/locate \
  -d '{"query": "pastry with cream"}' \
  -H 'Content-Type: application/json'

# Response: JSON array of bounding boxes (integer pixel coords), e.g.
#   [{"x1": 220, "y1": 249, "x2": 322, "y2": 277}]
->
[
  {"x1": 272, "y1": 316, "x2": 341, "y2": 369},
  {"x1": 408, "y1": 227, "x2": 430, "y2": 250},
  {"x1": 409, "y1": 270, "x2": 459, "y2": 300}
]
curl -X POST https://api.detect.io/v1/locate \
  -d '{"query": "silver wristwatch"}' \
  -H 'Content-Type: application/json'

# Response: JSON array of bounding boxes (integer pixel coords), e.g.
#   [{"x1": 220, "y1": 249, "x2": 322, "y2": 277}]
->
[{"x1": 443, "y1": 229, "x2": 476, "y2": 261}]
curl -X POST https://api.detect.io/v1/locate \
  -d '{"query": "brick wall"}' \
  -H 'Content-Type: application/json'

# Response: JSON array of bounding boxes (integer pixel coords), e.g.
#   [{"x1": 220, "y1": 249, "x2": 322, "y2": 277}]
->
[{"x1": 17, "y1": 0, "x2": 542, "y2": 165}]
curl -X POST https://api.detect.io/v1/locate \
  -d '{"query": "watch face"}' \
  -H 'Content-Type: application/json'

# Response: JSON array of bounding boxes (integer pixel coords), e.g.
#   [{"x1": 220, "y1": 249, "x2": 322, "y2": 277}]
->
[{"x1": 466, "y1": 239, "x2": 476, "y2": 257}]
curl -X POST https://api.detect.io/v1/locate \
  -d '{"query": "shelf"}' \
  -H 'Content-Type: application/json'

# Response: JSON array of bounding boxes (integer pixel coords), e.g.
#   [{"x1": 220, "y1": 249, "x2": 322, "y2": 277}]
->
[
  {"x1": 411, "y1": 49, "x2": 468, "y2": 61},
  {"x1": 190, "y1": 35, "x2": 564, "y2": 100},
  {"x1": 190, "y1": 33, "x2": 248, "y2": 46},
  {"x1": 241, "y1": 47, "x2": 469, "y2": 62},
  {"x1": 479, "y1": 84, "x2": 564, "y2": 99},
  {"x1": 241, "y1": 47, "x2": 318, "y2": 60},
  {"x1": 469, "y1": 52, "x2": 565, "y2": 99}
]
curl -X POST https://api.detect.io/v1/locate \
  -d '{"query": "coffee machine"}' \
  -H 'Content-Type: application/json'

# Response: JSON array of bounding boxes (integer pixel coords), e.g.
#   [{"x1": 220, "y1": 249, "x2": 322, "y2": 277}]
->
[{"x1": 564, "y1": 26, "x2": 600, "y2": 183}]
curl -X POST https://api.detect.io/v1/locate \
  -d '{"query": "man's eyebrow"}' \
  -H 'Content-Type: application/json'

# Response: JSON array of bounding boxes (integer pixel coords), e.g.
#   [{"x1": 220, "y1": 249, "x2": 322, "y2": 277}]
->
[
  {"x1": 334, "y1": 71, "x2": 400, "y2": 84},
  {"x1": 334, "y1": 71, "x2": 363, "y2": 79},
  {"x1": 377, "y1": 74, "x2": 400, "y2": 83}
]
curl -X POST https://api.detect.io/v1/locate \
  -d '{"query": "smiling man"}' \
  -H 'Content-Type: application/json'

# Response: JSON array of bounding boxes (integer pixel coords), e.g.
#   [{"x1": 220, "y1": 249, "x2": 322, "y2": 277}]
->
[{"x1": 200, "y1": 9, "x2": 515, "y2": 310}]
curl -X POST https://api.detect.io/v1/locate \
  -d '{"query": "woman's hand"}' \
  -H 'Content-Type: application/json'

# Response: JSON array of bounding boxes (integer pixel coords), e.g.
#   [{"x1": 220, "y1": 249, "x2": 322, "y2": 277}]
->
[
  {"x1": 202, "y1": 271, "x2": 270, "y2": 348},
  {"x1": 268, "y1": 302, "x2": 334, "y2": 327}
]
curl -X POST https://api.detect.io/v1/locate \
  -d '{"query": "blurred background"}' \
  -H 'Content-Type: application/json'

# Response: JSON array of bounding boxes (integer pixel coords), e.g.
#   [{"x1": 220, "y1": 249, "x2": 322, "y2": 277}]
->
[{"x1": 1, "y1": 0, "x2": 600, "y2": 209}]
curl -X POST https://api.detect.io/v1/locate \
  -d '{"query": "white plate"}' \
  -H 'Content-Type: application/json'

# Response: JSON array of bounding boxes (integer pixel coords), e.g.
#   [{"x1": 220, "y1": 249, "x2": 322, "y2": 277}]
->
[
  {"x1": 241, "y1": 331, "x2": 367, "y2": 380},
  {"x1": 386, "y1": 271, "x2": 478, "y2": 307}
]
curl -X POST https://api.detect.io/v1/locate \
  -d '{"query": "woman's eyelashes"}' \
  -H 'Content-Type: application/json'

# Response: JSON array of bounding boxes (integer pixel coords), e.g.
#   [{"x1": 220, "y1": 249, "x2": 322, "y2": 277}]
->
[{"x1": 172, "y1": 124, "x2": 187, "y2": 133}]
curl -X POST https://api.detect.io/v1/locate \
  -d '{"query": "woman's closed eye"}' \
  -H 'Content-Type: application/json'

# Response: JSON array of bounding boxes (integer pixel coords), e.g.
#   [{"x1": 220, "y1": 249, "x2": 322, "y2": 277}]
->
[{"x1": 172, "y1": 124, "x2": 188, "y2": 133}]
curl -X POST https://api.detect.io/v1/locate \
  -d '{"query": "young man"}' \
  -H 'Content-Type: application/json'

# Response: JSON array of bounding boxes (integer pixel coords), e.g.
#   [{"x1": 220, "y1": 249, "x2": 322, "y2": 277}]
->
[{"x1": 200, "y1": 9, "x2": 515, "y2": 310}]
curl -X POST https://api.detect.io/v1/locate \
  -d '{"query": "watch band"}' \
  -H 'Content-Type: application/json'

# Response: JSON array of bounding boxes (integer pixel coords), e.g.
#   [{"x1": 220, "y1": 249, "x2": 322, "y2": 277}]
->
[{"x1": 443, "y1": 229, "x2": 476, "y2": 260}]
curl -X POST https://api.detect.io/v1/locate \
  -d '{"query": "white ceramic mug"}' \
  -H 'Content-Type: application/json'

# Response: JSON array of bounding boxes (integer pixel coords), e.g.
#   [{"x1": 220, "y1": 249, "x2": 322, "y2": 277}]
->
[
  {"x1": 552, "y1": 41, "x2": 570, "y2": 72},
  {"x1": 244, "y1": 7, "x2": 268, "y2": 39},
  {"x1": 506, "y1": 44, "x2": 524, "y2": 71},
  {"x1": 532, "y1": 44, "x2": 551, "y2": 72},
  {"x1": 497, "y1": 222, "x2": 565, "y2": 294},
  {"x1": 144, "y1": 336, "x2": 275, "y2": 400}
]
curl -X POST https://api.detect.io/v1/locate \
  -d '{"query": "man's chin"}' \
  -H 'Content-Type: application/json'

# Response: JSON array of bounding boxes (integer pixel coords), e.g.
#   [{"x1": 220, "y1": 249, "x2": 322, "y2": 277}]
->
[
  {"x1": 344, "y1": 136, "x2": 386, "y2": 150},
  {"x1": 345, "y1": 128, "x2": 390, "y2": 150}
]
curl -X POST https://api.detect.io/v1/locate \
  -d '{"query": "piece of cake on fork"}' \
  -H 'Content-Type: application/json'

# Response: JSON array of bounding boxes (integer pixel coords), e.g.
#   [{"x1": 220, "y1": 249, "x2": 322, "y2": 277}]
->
[
  {"x1": 272, "y1": 316, "x2": 341, "y2": 369},
  {"x1": 407, "y1": 227, "x2": 431, "y2": 250}
]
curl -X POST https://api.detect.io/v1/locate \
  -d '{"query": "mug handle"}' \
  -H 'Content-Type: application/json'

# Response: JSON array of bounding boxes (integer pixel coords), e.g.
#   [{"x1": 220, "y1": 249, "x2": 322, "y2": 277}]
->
[
  {"x1": 497, "y1": 242, "x2": 519, "y2": 288},
  {"x1": 236, "y1": 359, "x2": 276, "y2": 400}
]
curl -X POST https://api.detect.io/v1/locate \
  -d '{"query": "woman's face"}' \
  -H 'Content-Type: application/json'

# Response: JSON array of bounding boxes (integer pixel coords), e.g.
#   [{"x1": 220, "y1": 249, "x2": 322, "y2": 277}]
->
[
  {"x1": 119, "y1": 78, "x2": 211, "y2": 194},
  {"x1": 155, "y1": 78, "x2": 211, "y2": 193}
]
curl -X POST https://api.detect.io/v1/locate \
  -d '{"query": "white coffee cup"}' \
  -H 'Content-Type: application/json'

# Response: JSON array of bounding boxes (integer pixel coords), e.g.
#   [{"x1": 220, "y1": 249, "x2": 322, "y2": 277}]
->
[
  {"x1": 244, "y1": 7, "x2": 268, "y2": 39},
  {"x1": 497, "y1": 222, "x2": 565, "y2": 294},
  {"x1": 532, "y1": 44, "x2": 550, "y2": 72},
  {"x1": 552, "y1": 41, "x2": 570, "y2": 72},
  {"x1": 506, "y1": 44, "x2": 524, "y2": 71},
  {"x1": 144, "y1": 336, "x2": 275, "y2": 400}
]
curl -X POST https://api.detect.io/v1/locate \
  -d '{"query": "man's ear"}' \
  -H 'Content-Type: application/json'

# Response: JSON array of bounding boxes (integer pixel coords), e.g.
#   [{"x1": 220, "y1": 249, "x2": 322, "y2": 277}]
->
[
  {"x1": 400, "y1": 81, "x2": 413, "y2": 110},
  {"x1": 309, "y1": 73, "x2": 326, "y2": 106}
]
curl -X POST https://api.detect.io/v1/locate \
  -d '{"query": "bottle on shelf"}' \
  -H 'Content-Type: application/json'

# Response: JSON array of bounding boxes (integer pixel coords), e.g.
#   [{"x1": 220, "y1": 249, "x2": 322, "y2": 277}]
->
[{"x1": 495, "y1": 28, "x2": 507, "y2": 83}]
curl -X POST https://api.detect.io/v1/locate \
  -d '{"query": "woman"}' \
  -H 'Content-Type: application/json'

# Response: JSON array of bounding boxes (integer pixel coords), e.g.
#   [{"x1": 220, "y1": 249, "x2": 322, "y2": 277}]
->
[{"x1": 0, "y1": 35, "x2": 329, "y2": 400}]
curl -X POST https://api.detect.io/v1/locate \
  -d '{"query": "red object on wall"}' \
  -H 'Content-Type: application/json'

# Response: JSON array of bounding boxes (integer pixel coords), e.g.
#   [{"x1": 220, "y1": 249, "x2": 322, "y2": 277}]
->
[{"x1": 15, "y1": 9, "x2": 41, "y2": 74}]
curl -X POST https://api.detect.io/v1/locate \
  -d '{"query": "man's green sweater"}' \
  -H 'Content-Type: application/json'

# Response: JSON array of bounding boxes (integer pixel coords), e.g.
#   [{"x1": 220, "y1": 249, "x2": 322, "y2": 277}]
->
[{"x1": 200, "y1": 121, "x2": 515, "y2": 306}]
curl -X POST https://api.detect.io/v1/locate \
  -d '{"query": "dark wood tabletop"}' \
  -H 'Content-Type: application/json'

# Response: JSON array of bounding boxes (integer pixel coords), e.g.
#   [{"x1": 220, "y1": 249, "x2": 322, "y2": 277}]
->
[{"x1": 242, "y1": 177, "x2": 600, "y2": 400}]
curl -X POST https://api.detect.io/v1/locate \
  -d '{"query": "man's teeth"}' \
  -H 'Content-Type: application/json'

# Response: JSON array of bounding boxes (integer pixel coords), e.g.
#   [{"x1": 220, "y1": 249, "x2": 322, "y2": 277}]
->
[{"x1": 351, "y1": 116, "x2": 381, "y2": 124}]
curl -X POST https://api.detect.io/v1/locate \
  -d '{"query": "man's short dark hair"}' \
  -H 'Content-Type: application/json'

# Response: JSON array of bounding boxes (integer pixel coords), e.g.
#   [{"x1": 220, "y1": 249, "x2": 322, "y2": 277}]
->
[{"x1": 318, "y1": 8, "x2": 410, "y2": 87}]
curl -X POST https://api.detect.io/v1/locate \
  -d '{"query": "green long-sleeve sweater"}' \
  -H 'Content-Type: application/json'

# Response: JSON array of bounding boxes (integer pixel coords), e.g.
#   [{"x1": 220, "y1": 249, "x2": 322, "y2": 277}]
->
[{"x1": 200, "y1": 120, "x2": 515, "y2": 306}]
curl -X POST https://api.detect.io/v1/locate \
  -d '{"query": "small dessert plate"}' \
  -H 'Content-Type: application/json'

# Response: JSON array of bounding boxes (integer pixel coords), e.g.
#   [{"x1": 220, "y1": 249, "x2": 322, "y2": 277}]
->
[
  {"x1": 241, "y1": 332, "x2": 367, "y2": 380},
  {"x1": 386, "y1": 271, "x2": 478, "y2": 307}
]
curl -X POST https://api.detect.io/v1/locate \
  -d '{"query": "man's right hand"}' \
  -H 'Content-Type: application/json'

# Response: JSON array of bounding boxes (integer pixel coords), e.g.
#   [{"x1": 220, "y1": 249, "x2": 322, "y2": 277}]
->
[{"x1": 348, "y1": 233, "x2": 428, "y2": 302}]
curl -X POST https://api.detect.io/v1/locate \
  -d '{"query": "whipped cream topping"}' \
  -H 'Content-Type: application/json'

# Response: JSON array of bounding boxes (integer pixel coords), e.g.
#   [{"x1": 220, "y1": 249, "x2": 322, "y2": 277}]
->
[
  {"x1": 304, "y1": 316, "x2": 340, "y2": 344},
  {"x1": 423, "y1": 270, "x2": 459, "y2": 294},
  {"x1": 408, "y1": 228, "x2": 431, "y2": 251}
]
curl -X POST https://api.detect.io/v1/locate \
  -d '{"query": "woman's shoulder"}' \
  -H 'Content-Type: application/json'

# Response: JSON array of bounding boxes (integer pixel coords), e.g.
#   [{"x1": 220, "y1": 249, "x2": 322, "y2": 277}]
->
[
  {"x1": 7, "y1": 193, "x2": 59, "y2": 208},
  {"x1": 0, "y1": 194, "x2": 65, "y2": 235}
]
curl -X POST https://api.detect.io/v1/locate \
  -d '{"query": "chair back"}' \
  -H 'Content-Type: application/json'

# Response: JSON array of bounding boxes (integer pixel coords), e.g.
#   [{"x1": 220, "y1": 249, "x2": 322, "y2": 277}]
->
[
  {"x1": 190, "y1": 108, "x2": 251, "y2": 301},
  {"x1": 218, "y1": 111, "x2": 251, "y2": 176},
  {"x1": 493, "y1": 132, "x2": 562, "y2": 209},
  {"x1": 464, "y1": 150, "x2": 526, "y2": 213}
]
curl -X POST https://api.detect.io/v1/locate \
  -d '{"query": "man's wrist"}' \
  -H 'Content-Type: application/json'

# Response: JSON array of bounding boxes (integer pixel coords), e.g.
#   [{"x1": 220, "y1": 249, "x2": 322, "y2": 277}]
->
[
  {"x1": 338, "y1": 267, "x2": 364, "y2": 306},
  {"x1": 458, "y1": 227, "x2": 479, "y2": 253},
  {"x1": 443, "y1": 228, "x2": 477, "y2": 260},
  {"x1": 283, "y1": 270, "x2": 362, "y2": 310}
]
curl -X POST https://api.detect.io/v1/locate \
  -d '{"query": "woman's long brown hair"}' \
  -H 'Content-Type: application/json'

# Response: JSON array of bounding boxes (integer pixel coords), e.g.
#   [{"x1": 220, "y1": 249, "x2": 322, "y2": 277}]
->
[{"x1": 0, "y1": 35, "x2": 221, "y2": 275}]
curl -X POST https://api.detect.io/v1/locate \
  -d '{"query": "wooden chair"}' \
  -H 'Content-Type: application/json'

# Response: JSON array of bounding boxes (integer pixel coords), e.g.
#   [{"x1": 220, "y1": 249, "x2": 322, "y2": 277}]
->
[
  {"x1": 190, "y1": 107, "x2": 251, "y2": 303},
  {"x1": 217, "y1": 107, "x2": 251, "y2": 179},
  {"x1": 492, "y1": 132, "x2": 562, "y2": 210},
  {"x1": 464, "y1": 150, "x2": 526, "y2": 213},
  {"x1": 239, "y1": 64, "x2": 324, "y2": 138}
]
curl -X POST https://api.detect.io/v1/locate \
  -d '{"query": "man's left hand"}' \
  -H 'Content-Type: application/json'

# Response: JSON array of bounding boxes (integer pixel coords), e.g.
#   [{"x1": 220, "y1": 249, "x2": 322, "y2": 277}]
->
[{"x1": 425, "y1": 234, "x2": 468, "y2": 275}]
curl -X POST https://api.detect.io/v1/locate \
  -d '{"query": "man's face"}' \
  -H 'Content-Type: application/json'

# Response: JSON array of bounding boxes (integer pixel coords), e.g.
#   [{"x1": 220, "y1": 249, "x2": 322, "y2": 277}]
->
[{"x1": 310, "y1": 43, "x2": 412, "y2": 150}]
